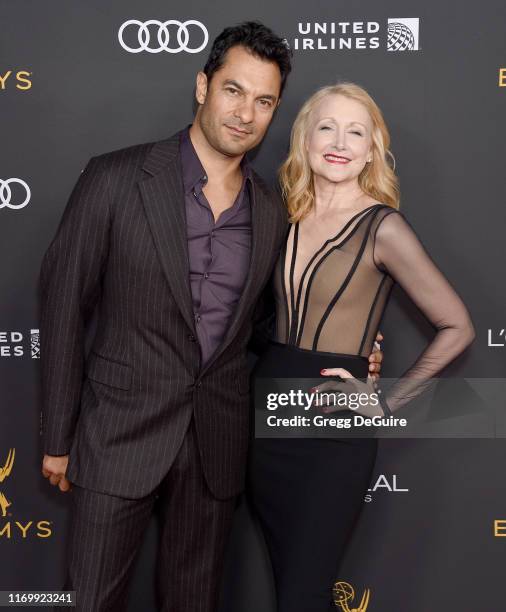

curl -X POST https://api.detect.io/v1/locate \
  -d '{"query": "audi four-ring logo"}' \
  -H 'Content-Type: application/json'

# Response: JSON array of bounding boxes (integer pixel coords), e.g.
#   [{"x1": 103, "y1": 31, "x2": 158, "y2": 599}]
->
[
  {"x1": 118, "y1": 19, "x2": 209, "y2": 54},
  {"x1": 0, "y1": 179, "x2": 31, "y2": 210}
]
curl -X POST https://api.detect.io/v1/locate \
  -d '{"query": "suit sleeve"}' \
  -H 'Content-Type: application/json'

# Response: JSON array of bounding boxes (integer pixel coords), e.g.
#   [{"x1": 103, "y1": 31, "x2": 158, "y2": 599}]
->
[
  {"x1": 248, "y1": 280, "x2": 276, "y2": 356},
  {"x1": 38, "y1": 156, "x2": 112, "y2": 455},
  {"x1": 248, "y1": 187, "x2": 288, "y2": 356}
]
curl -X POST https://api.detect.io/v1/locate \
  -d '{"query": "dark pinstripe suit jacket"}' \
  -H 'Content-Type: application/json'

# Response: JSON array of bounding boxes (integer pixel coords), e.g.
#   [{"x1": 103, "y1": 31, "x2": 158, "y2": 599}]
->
[{"x1": 38, "y1": 131, "x2": 287, "y2": 500}]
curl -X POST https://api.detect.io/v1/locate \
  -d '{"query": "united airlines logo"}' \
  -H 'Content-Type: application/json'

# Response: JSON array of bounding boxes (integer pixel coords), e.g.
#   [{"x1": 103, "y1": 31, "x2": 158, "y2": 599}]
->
[
  {"x1": 118, "y1": 19, "x2": 209, "y2": 54},
  {"x1": 31, "y1": 329, "x2": 40, "y2": 359},
  {"x1": 292, "y1": 18, "x2": 420, "y2": 52},
  {"x1": 387, "y1": 18, "x2": 420, "y2": 51},
  {"x1": 0, "y1": 178, "x2": 31, "y2": 210},
  {"x1": 0, "y1": 329, "x2": 40, "y2": 358}
]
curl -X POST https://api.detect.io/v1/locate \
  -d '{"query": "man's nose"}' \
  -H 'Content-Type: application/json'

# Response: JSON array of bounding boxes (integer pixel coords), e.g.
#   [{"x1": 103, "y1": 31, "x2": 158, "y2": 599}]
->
[{"x1": 234, "y1": 98, "x2": 255, "y2": 124}]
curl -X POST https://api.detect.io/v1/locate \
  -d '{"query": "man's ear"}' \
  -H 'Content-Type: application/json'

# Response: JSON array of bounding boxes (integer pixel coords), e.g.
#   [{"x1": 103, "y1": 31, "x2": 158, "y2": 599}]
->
[{"x1": 195, "y1": 71, "x2": 208, "y2": 105}]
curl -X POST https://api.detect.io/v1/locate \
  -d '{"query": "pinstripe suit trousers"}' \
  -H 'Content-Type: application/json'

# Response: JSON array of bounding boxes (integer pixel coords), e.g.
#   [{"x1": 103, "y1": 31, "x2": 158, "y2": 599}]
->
[{"x1": 61, "y1": 418, "x2": 236, "y2": 612}]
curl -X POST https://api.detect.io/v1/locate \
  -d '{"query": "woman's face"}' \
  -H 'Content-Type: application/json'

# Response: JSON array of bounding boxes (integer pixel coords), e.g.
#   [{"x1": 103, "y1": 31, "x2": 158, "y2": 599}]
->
[{"x1": 306, "y1": 94, "x2": 374, "y2": 187}]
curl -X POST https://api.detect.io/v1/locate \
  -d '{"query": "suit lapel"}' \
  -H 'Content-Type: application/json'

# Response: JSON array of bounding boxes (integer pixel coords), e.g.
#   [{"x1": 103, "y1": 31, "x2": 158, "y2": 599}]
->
[
  {"x1": 139, "y1": 134, "x2": 279, "y2": 372},
  {"x1": 139, "y1": 134, "x2": 196, "y2": 335},
  {"x1": 201, "y1": 175, "x2": 276, "y2": 375}
]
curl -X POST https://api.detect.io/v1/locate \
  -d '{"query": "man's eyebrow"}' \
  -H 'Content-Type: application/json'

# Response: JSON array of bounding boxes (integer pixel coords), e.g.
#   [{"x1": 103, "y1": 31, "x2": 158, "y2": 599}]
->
[
  {"x1": 223, "y1": 79, "x2": 244, "y2": 90},
  {"x1": 258, "y1": 93, "x2": 278, "y2": 102},
  {"x1": 223, "y1": 79, "x2": 278, "y2": 102}
]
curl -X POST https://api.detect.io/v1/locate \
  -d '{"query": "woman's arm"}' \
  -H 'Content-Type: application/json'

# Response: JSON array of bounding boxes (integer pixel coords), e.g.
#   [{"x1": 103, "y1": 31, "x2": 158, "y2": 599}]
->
[{"x1": 373, "y1": 210, "x2": 475, "y2": 412}]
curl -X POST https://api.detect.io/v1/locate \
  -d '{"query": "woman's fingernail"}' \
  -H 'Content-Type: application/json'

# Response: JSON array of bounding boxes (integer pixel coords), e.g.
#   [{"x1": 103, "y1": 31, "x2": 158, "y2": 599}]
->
[{"x1": 320, "y1": 369, "x2": 326, "y2": 374}]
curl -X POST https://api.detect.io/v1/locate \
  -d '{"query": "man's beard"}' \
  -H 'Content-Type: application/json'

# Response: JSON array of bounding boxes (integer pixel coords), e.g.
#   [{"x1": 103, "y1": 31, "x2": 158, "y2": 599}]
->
[{"x1": 199, "y1": 112, "x2": 255, "y2": 157}]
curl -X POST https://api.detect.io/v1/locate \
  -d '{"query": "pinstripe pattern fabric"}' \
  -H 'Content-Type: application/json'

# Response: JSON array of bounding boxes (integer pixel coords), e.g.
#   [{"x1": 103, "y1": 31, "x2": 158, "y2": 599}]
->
[
  {"x1": 62, "y1": 419, "x2": 236, "y2": 612},
  {"x1": 155, "y1": 420, "x2": 236, "y2": 611},
  {"x1": 63, "y1": 484, "x2": 155, "y2": 611},
  {"x1": 38, "y1": 130, "x2": 287, "y2": 501}
]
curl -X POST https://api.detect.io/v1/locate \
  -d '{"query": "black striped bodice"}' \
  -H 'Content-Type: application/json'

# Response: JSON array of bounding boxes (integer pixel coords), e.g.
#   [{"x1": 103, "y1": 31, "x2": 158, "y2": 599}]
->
[{"x1": 273, "y1": 204, "x2": 397, "y2": 357}]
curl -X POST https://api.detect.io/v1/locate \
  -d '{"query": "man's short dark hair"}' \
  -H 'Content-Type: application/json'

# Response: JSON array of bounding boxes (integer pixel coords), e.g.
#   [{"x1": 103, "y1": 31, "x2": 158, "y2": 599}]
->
[{"x1": 203, "y1": 21, "x2": 292, "y2": 98}]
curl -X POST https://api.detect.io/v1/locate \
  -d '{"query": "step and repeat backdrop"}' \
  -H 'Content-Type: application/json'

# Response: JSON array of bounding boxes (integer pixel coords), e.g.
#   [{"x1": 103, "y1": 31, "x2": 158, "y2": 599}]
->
[{"x1": 1, "y1": 0, "x2": 506, "y2": 610}]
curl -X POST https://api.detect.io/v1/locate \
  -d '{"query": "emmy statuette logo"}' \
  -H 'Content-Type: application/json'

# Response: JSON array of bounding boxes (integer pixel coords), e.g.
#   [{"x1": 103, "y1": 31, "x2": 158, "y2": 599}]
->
[
  {"x1": 0, "y1": 448, "x2": 53, "y2": 539},
  {"x1": 0, "y1": 448, "x2": 15, "y2": 517},
  {"x1": 333, "y1": 581, "x2": 370, "y2": 611}
]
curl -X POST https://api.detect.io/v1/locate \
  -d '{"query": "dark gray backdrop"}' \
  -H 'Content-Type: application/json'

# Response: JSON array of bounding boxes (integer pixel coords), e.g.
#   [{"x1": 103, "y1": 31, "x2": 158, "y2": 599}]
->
[{"x1": 1, "y1": 1, "x2": 506, "y2": 610}]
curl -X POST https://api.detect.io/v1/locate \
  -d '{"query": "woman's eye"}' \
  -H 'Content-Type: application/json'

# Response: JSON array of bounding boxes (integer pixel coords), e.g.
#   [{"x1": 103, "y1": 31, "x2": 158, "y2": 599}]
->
[
  {"x1": 350, "y1": 131, "x2": 363, "y2": 136},
  {"x1": 319, "y1": 125, "x2": 331, "y2": 130}
]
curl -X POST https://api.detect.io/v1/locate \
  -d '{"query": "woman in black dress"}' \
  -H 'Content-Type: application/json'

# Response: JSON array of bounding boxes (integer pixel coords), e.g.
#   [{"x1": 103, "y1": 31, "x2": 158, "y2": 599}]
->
[{"x1": 248, "y1": 82, "x2": 475, "y2": 611}]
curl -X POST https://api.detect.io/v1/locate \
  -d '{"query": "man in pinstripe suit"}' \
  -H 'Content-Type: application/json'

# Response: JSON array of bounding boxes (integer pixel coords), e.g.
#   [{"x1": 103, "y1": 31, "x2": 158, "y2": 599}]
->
[{"x1": 38, "y1": 22, "x2": 383, "y2": 612}]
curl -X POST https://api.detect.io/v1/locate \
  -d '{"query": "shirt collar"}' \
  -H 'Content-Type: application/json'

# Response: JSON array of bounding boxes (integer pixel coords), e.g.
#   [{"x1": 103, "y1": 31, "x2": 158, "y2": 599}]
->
[{"x1": 179, "y1": 125, "x2": 252, "y2": 195}]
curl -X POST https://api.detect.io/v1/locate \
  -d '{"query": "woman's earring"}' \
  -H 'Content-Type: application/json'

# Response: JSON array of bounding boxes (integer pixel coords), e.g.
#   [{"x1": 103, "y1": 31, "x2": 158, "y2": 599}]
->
[{"x1": 385, "y1": 150, "x2": 396, "y2": 171}]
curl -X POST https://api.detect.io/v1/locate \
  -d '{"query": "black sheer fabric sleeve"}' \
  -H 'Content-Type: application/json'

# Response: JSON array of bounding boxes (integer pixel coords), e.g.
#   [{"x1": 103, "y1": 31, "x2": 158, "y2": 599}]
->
[{"x1": 373, "y1": 210, "x2": 475, "y2": 412}]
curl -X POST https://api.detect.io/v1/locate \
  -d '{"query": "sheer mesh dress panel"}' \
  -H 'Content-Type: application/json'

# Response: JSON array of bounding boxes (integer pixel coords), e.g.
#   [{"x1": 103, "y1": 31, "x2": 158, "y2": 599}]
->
[{"x1": 273, "y1": 204, "x2": 474, "y2": 411}]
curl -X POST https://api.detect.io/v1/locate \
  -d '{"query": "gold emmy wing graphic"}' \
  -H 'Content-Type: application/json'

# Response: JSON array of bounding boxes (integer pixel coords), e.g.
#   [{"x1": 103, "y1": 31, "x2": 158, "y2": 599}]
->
[
  {"x1": 0, "y1": 448, "x2": 15, "y2": 517},
  {"x1": 333, "y1": 581, "x2": 370, "y2": 611}
]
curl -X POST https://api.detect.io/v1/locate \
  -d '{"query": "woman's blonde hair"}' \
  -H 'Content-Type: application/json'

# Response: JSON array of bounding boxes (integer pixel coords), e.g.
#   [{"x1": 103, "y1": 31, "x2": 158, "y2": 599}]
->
[{"x1": 279, "y1": 82, "x2": 400, "y2": 222}]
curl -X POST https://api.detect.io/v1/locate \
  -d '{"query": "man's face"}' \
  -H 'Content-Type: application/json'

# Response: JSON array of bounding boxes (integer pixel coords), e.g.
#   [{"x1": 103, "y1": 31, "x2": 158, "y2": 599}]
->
[{"x1": 195, "y1": 45, "x2": 282, "y2": 157}]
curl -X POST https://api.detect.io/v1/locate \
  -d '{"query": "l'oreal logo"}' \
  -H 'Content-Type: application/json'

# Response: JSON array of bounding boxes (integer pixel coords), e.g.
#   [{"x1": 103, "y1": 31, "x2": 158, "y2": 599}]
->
[{"x1": 365, "y1": 474, "x2": 409, "y2": 502}]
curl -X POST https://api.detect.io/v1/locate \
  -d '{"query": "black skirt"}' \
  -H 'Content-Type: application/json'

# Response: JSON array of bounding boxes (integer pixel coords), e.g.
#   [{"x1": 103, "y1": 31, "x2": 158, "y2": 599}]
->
[
  {"x1": 248, "y1": 341, "x2": 377, "y2": 612},
  {"x1": 253, "y1": 339, "x2": 370, "y2": 378}
]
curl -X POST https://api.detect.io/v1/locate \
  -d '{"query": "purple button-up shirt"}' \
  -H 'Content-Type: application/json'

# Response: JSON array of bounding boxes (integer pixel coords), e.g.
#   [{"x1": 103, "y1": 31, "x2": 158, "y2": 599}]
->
[{"x1": 179, "y1": 127, "x2": 252, "y2": 366}]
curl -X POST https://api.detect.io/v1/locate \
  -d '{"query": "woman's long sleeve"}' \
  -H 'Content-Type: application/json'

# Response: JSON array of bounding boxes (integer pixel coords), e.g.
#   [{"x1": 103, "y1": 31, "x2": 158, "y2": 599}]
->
[{"x1": 373, "y1": 210, "x2": 475, "y2": 412}]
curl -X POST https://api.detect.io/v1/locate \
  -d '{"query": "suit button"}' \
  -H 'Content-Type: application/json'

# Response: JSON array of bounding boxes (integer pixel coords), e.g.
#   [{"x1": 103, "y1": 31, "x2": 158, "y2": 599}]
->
[
  {"x1": 188, "y1": 334, "x2": 196, "y2": 342},
  {"x1": 195, "y1": 381, "x2": 202, "y2": 388}
]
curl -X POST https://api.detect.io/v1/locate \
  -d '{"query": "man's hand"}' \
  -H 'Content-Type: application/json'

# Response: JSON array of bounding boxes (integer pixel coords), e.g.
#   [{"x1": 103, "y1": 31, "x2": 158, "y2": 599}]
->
[
  {"x1": 42, "y1": 455, "x2": 72, "y2": 492},
  {"x1": 368, "y1": 331, "x2": 384, "y2": 382}
]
